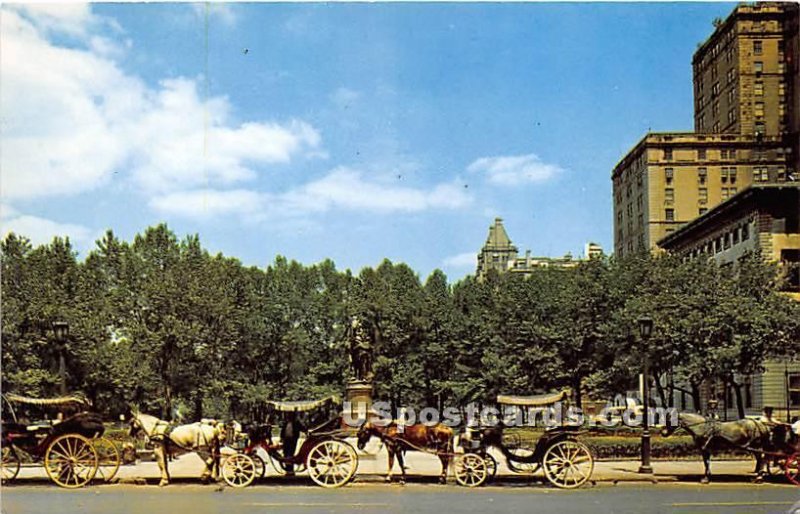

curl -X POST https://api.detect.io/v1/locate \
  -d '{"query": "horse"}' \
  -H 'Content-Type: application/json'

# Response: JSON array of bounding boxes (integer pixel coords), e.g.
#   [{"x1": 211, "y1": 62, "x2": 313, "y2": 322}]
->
[
  {"x1": 661, "y1": 412, "x2": 771, "y2": 483},
  {"x1": 128, "y1": 410, "x2": 228, "y2": 486},
  {"x1": 356, "y1": 420, "x2": 453, "y2": 484}
]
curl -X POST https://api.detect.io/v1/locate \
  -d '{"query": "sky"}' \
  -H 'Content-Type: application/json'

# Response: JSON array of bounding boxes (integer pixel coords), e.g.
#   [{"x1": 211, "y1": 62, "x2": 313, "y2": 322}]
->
[{"x1": 0, "y1": 2, "x2": 737, "y2": 280}]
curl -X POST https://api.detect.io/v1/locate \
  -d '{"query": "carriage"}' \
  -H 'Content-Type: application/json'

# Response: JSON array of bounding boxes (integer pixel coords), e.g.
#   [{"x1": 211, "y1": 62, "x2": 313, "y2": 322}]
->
[
  {"x1": 454, "y1": 390, "x2": 595, "y2": 488},
  {"x1": 1, "y1": 393, "x2": 121, "y2": 488},
  {"x1": 220, "y1": 395, "x2": 359, "y2": 488}
]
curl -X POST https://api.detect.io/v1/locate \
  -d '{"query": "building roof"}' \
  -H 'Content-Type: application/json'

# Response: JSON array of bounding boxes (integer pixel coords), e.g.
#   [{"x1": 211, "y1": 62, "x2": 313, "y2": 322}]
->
[
  {"x1": 658, "y1": 183, "x2": 800, "y2": 249},
  {"x1": 483, "y1": 217, "x2": 517, "y2": 251}
]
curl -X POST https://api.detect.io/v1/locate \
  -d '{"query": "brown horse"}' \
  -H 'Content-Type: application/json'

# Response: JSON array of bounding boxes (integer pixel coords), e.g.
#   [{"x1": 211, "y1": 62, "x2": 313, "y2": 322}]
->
[
  {"x1": 356, "y1": 421, "x2": 453, "y2": 484},
  {"x1": 661, "y1": 412, "x2": 771, "y2": 483}
]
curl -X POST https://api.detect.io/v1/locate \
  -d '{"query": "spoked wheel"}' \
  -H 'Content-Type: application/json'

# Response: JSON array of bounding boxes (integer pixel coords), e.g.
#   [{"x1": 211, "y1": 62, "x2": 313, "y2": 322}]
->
[
  {"x1": 542, "y1": 440, "x2": 594, "y2": 489},
  {"x1": 2, "y1": 445, "x2": 21, "y2": 482},
  {"x1": 266, "y1": 452, "x2": 287, "y2": 476},
  {"x1": 250, "y1": 453, "x2": 266, "y2": 478},
  {"x1": 454, "y1": 453, "x2": 488, "y2": 487},
  {"x1": 222, "y1": 454, "x2": 257, "y2": 488},
  {"x1": 785, "y1": 453, "x2": 800, "y2": 486},
  {"x1": 483, "y1": 453, "x2": 498, "y2": 480},
  {"x1": 45, "y1": 434, "x2": 98, "y2": 488},
  {"x1": 306, "y1": 439, "x2": 358, "y2": 488},
  {"x1": 93, "y1": 437, "x2": 121, "y2": 483}
]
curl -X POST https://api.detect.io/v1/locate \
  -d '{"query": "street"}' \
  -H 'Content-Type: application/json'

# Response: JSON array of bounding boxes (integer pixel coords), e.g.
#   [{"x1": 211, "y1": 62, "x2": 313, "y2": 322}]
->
[{"x1": 2, "y1": 482, "x2": 799, "y2": 514}]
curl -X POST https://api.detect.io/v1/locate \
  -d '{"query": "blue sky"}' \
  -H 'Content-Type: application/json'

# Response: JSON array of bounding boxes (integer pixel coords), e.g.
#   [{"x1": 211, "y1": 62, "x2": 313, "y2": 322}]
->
[{"x1": 1, "y1": 2, "x2": 735, "y2": 280}]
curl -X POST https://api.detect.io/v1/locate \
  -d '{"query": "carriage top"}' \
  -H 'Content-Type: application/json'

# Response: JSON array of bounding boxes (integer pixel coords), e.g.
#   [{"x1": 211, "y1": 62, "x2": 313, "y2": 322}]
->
[
  {"x1": 2, "y1": 393, "x2": 93, "y2": 423},
  {"x1": 496, "y1": 389, "x2": 571, "y2": 407},
  {"x1": 265, "y1": 395, "x2": 341, "y2": 413}
]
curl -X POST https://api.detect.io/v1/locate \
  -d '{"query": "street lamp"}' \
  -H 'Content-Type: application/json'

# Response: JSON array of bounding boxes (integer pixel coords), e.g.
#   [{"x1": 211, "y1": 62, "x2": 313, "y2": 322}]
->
[
  {"x1": 52, "y1": 321, "x2": 69, "y2": 396},
  {"x1": 638, "y1": 316, "x2": 654, "y2": 474}
]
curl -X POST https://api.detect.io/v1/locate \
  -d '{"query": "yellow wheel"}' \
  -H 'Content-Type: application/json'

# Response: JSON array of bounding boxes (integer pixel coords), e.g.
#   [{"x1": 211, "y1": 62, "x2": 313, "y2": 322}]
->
[
  {"x1": 454, "y1": 453, "x2": 488, "y2": 487},
  {"x1": 306, "y1": 440, "x2": 358, "y2": 488},
  {"x1": 93, "y1": 437, "x2": 121, "y2": 482},
  {"x1": 45, "y1": 434, "x2": 98, "y2": 488},
  {"x1": 542, "y1": 440, "x2": 594, "y2": 489},
  {"x1": 222, "y1": 454, "x2": 256, "y2": 488},
  {"x1": 2, "y1": 445, "x2": 20, "y2": 482}
]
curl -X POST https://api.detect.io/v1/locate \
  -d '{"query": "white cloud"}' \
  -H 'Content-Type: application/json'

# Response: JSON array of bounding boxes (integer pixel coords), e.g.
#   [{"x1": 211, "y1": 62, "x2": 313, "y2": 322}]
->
[
  {"x1": 191, "y1": 3, "x2": 237, "y2": 27},
  {"x1": 149, "y1": 189, "x2": 265, "y2": 220},
  {"x1": 2, "y1": 213, "x2": 93, "y2": 248},
  {"x1": 151, "y1": 167, "x2": 472, "y2": 221},
  {"x1": 0, "y1": 6, "x2": 320, "y2": 201},
  {"x1": 443, "y1": 252, "x2": 477, "y2": 269},
  {"x1": 467, "y1": 153, "x2": 564, "y2": 186},
  {"x1": 283, "y1": 167, "x2": 472, "y2": 214}
]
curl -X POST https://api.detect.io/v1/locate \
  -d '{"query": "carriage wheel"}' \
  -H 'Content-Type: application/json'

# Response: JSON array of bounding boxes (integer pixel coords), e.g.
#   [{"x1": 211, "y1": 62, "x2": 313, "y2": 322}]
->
[
  {"x1": 306, "y1": 440, "x2": 358, "y2": 488},
  {"x1": 250, "y1": 453, "x2": 266, "y2": 478},
  {"x1": 542, "y1": 440, "x2": 594, "y2": 489},
  {"x1": 454, "y1": 453, "x2": 488, "y2": 487},
  {"x1": 222, "y1": 454, "x2": 257, "y2": 488},
  {"x1": 93, "y1": 437, "x2": 121, "y2": 483},
  {"x1": 484, "y1": 453, "x2": 498, "y2": 480},
  {"x1": 44, "y1": 434, "x2": 98, "y2": 488},
  {"x1": 785, "y1": 453, "x2": 800, "y2": 486},
  {"x1": 2, "y1": 446, "x2": 20, "y2": 482}
]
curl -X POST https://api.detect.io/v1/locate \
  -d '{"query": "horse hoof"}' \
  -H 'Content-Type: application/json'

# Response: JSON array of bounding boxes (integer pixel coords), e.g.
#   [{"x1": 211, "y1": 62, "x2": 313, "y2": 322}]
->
[
  {"x1": 158, "y1": 480, "x2": 169, "y2": 487},
  {"x1": 384, "y1": 476, "x2": 392, "y2": 483},
  {"x1": 753, "y1": 476, "x2": 764, "y2": 484},
  {"x1": 700, "y1": 478, "x2": 709, "y2": 485}
]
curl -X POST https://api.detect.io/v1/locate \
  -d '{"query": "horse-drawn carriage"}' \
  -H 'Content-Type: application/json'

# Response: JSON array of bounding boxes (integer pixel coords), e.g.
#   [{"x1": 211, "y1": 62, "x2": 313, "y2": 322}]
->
[
  {"x1": 221, "y1": 395, "x2": 359, "y2": 488},
  {"x1": 456, "y1": 390, "x2": 595, "y2": 488},
  {"x1": 1, "y1": 393, "x2": 121, "y2": 488}
]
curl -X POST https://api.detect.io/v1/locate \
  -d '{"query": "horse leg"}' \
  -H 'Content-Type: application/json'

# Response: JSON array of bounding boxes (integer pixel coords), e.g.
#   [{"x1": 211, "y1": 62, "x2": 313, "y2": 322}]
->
[
  {"x1": 154, "y1": 444, "x2": 170, "y2": 487},
  {"x1": 200, "y1": 451, "x2": 213, "y2": 483},
  {"x1": 396, "y1": 450, "x2": 406, "y2": 485},
  {"x1": 438, "y1": 455, "x2": 448, "y2": 484},
  {"x1": 701, "y1": 449, "x2": 711, "y2": 484},
  {"x1": 753, "y1": 454, "x2": 764, "y2": 483},
  {"x1": 385, "y1": 448, "x2": 395, "y2": 483}
]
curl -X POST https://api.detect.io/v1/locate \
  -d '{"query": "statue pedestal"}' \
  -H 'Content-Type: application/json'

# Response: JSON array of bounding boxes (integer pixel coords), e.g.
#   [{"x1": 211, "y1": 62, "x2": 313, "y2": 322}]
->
[{"x1": 344, "y1": 380, "x2": 373, "y2": 427}]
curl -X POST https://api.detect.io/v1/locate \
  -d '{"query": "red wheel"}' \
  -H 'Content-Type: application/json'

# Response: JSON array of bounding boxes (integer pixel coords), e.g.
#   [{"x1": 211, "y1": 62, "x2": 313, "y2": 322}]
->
[{"x1": 785, "y1": 453, "x2": 800, "y2": 486}]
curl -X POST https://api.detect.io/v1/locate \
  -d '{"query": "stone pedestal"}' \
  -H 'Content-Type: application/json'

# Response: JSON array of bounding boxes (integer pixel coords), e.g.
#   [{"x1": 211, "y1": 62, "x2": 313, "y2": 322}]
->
[{"x1": 344, "y1": 380, "x2": 373, "y2": 427}]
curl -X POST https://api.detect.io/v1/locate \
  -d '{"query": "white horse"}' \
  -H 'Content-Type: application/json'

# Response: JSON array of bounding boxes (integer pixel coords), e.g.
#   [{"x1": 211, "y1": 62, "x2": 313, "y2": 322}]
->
[{"x1": 128, "y1": 410, "x2": 227, "y2": 486}]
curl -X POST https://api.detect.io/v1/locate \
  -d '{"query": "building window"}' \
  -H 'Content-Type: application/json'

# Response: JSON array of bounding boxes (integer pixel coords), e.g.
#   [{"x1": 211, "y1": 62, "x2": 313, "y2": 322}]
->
[
  {"x1": 733, "y1": 227, "x2": 740, "y2": 245},
  {"x1": 721, "y1": 167, "x2": 729, "y2": 183},
  {"x1": 728, "y1": 109, "x2": 737, "y2": 124},
  {"x1": 782, "y1": 249, "x2": 800, "y2": 291},
  {"x1": 754, "y1": 81, "x2": 764, "y2": 96},
  {"x1": 753, "y1": 40, "x2": 763, "y2": 55},
  {"x1": 754, "y1": 61, "x2": 763, "y2": 73},
  {"x1": 712, "y1": 101, "x2": 720, "y2": 116},
  {"x1": 729, "y1": 167, "x2": 737, "y2": 184},
  {"x1": 713, "y1": 121, "x2": 721, "y2": 133},
  {"x1": 790, "y1": 373, "x2": 800, "y2": 407},
  {"x1": 665, "y1": 188, "x2": 674, "y2": 204},
  {"x1": 728, "y1": 87, "x2": 736, "y2": 104},
  {"x1": 665, "y1": 208, "x2": 675, "y2": 222},
  {"x1": 742, "y1": 223, "x2": 749, "y2": 240},
  {"x1": 726, "y1": 68, "x2": 735, "y2": 84},
  {"x1": 698, "y1": 167, "x2": 707, "y2": 184},
  {"x1": 754, "y1": 167, "x2": 769, "y2": 182},
  {"x1": 755, "y1": 121, "x2": 765, "y2": 134},
  {"x1": 712, "y1": 82, "x2": 720, "y2": 96},
  {"x1": 698, "y1": 149, "x2": 706, "y2": 160},
  {"x1": 722, "y1": 187, "x2": 730, "y2": 201},
  {"x1": 665, "y1": 167, "x2": 674, "y2": 184},
  {"x1": 698, "y1": 188, "x2": 708, "y2": 204},
  {"x1": 754, "y1": 102, "x2": 765, "y2": 118},
  {"x1": 777, "y1": 167, "x2": 786, "y2": 181},
  {"x1": 664, "y1": 148, "x2": 673, "y2": 161}
]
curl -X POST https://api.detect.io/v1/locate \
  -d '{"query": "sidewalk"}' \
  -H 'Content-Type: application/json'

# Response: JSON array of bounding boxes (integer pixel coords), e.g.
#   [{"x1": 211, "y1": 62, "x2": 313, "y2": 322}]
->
[{"x1": 10, "y1": 438, "x2": 771, "y2": 486}]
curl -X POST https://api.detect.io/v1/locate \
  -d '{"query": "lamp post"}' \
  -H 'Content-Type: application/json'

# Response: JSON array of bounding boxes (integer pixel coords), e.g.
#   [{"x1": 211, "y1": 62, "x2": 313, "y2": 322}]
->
[
  {"x1": 52, "y1": 321, "x2": 69, "y2": 396},
  {"x1": 638, "y1": 316, "x2": 654, "y2": 474}
]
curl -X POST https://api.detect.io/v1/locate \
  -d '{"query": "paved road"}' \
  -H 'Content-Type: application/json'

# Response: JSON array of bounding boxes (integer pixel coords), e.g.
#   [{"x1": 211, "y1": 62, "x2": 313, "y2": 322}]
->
[{"x1": 3, "y1": 483, "x2": 799, "y2": 514}]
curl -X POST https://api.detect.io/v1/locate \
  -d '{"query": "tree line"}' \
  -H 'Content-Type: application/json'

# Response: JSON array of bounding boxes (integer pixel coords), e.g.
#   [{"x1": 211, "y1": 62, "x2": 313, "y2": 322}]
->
[{"x1": 2, "y1": 224, "x2": 799, "y2": 422}]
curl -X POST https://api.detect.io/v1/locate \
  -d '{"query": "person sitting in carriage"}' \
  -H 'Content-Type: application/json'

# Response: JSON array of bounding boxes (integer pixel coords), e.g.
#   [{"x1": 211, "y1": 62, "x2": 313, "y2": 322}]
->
[{"x1": 280, "y1": 411, "x2": 305, "y2": 476}]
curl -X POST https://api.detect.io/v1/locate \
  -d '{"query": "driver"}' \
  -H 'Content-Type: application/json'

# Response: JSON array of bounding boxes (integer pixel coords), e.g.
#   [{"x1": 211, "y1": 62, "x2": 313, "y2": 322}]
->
[{"x1": 280, "y1": 411, "x2": 305, "y2": 476}]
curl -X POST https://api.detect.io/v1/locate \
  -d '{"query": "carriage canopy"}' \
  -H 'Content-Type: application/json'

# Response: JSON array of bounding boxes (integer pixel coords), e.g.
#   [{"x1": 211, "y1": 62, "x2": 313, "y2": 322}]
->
[
  {"x1": 496, "y1": 389, "x2": 571, "y2": 407},
  {"x1": 265, "y1": 396, "x2": 341, "y2": 413}
]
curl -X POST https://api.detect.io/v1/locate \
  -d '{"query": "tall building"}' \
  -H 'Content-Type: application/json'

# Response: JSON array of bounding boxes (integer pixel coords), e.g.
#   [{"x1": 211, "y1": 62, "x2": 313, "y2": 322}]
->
[
  {"x1": 613, "y1": 132, "x2": 788, "y2": 256},
  {"x1": 613, "y1": 3, "x2": 799, "y2": 257},
  {"x1": 476, "y1": 218, "x2": 601, "y2": 279}
]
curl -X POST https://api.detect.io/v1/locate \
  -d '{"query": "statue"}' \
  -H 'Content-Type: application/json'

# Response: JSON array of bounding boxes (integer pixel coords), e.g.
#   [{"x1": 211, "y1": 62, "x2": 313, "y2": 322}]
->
[{"x1": 348, "y1": 317, "x2": 373, "y2": 382}]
